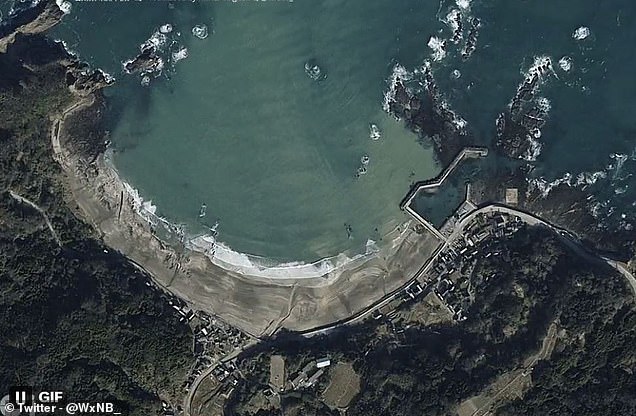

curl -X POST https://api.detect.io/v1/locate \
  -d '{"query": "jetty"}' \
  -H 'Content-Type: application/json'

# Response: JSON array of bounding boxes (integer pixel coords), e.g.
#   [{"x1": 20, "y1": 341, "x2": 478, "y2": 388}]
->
[{"x1": 400, "y1": 147, "x2": 489, "y2": 239}]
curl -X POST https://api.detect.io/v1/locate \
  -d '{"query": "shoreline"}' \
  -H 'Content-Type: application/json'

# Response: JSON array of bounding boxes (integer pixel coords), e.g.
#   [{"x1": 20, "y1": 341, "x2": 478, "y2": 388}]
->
[
  {"x1": 104, "y1": 148, "x2": 414, "y2": 280},
  {"x1": 53, "y1": 92, "x2": 443, "y2": 336}
]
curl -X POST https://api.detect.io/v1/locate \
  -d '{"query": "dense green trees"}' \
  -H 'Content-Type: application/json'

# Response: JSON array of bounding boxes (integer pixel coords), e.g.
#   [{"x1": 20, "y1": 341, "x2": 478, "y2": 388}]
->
[{"x1": 0, "y1": 35, "x2": 193, "y2": 415}]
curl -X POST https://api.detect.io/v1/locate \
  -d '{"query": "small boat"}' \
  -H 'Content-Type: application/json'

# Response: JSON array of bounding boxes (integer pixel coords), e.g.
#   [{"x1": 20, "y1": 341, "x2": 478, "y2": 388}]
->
[
  {"x1": 369, "y1": 123, "x2": 382, "y2": 140},
  {"x1": 357, "y1": 166, "x2": 367, "y2": 176},
  {"x1": 198, "y1": 203, "x2": 207, "y2": 218},
  {"x1": 360, "y1": 154, "x2": 370, "y2": 165}
]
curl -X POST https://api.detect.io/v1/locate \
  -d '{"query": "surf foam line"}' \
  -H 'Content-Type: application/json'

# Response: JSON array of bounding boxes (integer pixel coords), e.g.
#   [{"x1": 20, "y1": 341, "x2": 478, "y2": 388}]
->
[
  {"x1": 527, "y1": 170, "x2": 607, "y2": 198},
  {"x1": 104, "y1": 151, "x2": 410, "y2": 280},
  {"x1": 49, "y1": 38, "x2": 116, "y2": 84}
]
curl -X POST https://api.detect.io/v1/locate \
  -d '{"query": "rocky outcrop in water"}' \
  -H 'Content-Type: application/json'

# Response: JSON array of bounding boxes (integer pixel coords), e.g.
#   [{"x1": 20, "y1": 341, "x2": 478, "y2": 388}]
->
[
  {"x1": 386, "y1": 65, "x2": 469, "y2": 165},
  {"x1": 0, "y1": 0, "x2": 64, "y2": 53},
  {"x1": 461, "y1": 16, "x2": 480, "y2": 60},
  {"x1": 65, "y1": 64, "x2": 113, "y2": 96},
  {"x1": 495, "y1": 57, "x2": 553, "y2": 161},
  {"x1": 123, "y1": 46, "x2": 163, "y2": 76}
]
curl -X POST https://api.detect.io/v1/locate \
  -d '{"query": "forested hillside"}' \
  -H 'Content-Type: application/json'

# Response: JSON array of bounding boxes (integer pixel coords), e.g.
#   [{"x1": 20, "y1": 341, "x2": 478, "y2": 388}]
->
[{"x1": 0, "y1": 35, "x2": 193, "y2": 415}]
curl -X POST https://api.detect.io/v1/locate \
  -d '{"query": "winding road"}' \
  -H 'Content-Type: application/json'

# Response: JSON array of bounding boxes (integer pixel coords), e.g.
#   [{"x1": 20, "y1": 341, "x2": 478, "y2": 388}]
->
[{"x1": 303, "y1": 202, "x2": 636, "y2": 338}]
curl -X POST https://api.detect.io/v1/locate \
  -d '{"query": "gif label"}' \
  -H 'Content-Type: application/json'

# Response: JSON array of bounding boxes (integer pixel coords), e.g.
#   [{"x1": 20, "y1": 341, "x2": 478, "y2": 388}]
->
[{"x1": 8, "y1": 387, "x2": 32, "y2": 406}]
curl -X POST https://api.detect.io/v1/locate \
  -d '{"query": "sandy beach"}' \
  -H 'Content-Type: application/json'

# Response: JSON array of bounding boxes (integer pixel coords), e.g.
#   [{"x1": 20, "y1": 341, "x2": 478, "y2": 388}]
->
[{"x1": 52, "y1": 94, "x2": 443, "y2": 337}]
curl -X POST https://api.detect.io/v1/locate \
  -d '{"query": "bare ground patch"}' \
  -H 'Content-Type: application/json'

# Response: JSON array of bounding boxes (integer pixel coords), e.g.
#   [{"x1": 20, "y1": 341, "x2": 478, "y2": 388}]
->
[{"x1": 322, "y1": 362, "x2": 361, "y2": 409}]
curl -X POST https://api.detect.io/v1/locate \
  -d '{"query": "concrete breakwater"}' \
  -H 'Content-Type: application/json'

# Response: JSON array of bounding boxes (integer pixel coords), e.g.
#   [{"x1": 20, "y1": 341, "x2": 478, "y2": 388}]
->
[{"x1": 400, "y1": 147, "x2": 489, "y2": 238}]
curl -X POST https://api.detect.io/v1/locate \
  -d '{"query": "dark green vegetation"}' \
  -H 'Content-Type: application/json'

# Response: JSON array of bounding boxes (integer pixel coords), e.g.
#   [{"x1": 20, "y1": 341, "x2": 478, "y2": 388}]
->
[
  {"x1": 226, "y1": 227, "x2": 635, "y2": 416},
  {"x1": 0, "y1": 35, "x2": 193, "y2": 415}
]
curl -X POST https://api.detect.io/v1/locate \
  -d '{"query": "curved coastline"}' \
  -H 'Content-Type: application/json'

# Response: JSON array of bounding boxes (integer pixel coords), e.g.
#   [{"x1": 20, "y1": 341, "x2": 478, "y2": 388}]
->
[
  {"x1": 105, "y1": 150, "x2": 411, "y2": 280},
  {"x1": 33, "y1": 0, "x2": 443, "y2": 335},
  {"x1": 52, "y1": 93, "x2": 442, "y2": 337}
]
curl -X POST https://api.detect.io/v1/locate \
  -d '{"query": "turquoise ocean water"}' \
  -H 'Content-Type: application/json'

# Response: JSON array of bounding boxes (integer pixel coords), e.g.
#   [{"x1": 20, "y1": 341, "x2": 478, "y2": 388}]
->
[
  {"x1": 8, "y1": 0, "x2": 633, "y2": 261},
  {"x1": 52, "y1": 0, "x2": 444, "y2": 262}
]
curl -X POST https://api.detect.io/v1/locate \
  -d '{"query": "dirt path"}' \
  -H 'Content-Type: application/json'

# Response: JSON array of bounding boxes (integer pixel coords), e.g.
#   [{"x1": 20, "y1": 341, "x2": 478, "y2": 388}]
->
[
  {"x1": 50, "y1": 96, "x2": 95, "y2": 166},
  {"x1": 8, "y1": 189, "x2": 61, "y2": 246},
  {"x1": 459, "y1": 323, "x2": 559, "y2": 416}
]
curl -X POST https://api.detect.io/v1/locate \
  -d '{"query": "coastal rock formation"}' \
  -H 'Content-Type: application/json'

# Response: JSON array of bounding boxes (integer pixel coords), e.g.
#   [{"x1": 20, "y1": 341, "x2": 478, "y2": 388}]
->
[
  {"x1": 386, "y1": 64, "x2": 469, "y2": 165},
  {"x1": 460, "y1": 16, "x2": 480, "y2": 60},
  {"x1": 122, "y1": 25, "x2": 194, "y2": 85},
  {"x1": 495, "y1": 56, "x2": 553, "y2": 161},
  {"x1": 0, "y1": 0, "x2": 64, "y2": 53},
  {"x1": 0, "y1": 20, "x2": 112, "y2": 98},
  {"x1": 65, "y1": 64, "x2": 113, "y2": 96},
  {"x1": 123, "y1": 46, "x2": 164, "y2": 76}
]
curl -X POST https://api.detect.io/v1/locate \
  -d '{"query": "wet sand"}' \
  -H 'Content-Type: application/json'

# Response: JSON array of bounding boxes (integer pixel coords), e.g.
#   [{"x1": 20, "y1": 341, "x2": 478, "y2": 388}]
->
[{"x1": 53, "y1": 95, "x2": 442, "y2": 337}]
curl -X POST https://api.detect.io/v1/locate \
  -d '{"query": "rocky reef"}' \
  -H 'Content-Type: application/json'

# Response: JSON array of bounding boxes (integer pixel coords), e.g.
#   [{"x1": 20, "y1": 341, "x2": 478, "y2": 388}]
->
[
  {"x1": 123, "y1": 46, "x2": 164, "y2": 77},
  {"x1": 386, "y1": 64, "x2": 470, "y2": 165},
  {"x1": 495, "y1": 56, "x2": 553, "y2": 161}
]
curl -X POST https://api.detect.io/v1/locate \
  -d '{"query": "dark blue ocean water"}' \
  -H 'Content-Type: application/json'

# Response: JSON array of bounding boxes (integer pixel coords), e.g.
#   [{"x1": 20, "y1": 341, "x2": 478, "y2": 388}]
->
[{"x1": 5, "y1": 0, "x2": 634, "y2": 260}]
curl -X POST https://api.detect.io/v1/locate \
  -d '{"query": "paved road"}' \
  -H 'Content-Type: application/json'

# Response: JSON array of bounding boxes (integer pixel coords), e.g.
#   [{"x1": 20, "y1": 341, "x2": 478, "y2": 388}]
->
[
  {"x1": 181, "y1": 202, "x2": 636, "y2": 413},
  {"x1": 604, "y1": 258, "x2": 636, "y2": 296},
  {"x1": 302, "y1": 203, "x2": 636, "y2": 337},
  {"x1": 183, "y1": 338, "x2": 259, "y2": 416},
  {"x1": 50, "y1": 96, "x2": 95, "y2": 165},
  {"x1": 483, "y1": 204, "x2": 636, "y2": 296}
]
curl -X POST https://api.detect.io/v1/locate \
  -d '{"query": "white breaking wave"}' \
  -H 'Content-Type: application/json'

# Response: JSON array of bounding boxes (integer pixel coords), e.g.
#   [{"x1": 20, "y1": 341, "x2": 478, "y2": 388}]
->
[
  {"x1": 609, "y1": 152, "x2": 629, "y2": 180},
  {"x1": 520, "y1": 97, "x2": 551, "y2": 162},
  {"x1": 428, "y1": 35, "x2": 447, "y2": 62},
  {"x1": 440, "y1": 99, "x2": 468, "y2": 132},
  {"x1": 522, "y1": 135, "x2": 542, "y2": 162},
  {"x1": 382, "y1": 63, "x2": 411, "y2": 114},
  {"x1": 527, "y1": 55, "x2": 554, "y2": 79},
  {"x1": 444, "y1": 8, "x2": 462, "y2": 43},
  {"x1": 192, "y1": 24, "x2": 209, "y2": 39},
  {"x1": 573, "y1": 26, "x2": 591, "y2": 40},
  {"x1": 171, "y1": 46, "x2": 188, "y2": 63},
  {"x1": 142, "y1": 30, "x2": 168, "y2": 52},
  {"x1": 51, "y1": 39, "x2": 115, "y2": 84},
  {"x1": 511, "y1": 56, "x2": 555, "y2": 161},
  {"x1": 55, "y1": 0, "x2": 71, "y2": 14},
  {"x1": 558, "y1": 56, "x2": 572, "y2": 72},
  {"x1": 537, "y1": 96, "x2": 551, "y2": 113},
  {"x1": 528, "y1": 169, "x2": 607, "y2": 198},
  {"x1": 111, "y1": 151, "x2": 407, "y2": 280},
  {"x1": 160, "y1": 24, "x2": 173, "y2": 34},
  {"x1": 456, "y1": 0, "x2": 471, "y2": 10},
  {"x1": 188, "y1": 235, "x2": 382, "y2": 279}
]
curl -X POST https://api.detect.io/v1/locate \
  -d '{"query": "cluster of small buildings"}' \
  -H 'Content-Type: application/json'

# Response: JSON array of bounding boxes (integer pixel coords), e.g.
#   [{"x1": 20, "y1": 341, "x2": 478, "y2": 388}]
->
[
  {"x1": 139, "y1": 250, "x2": 252, "y2": 412},
  {"x1": 210, "y1": 361, "x2": 241, "y2": 400},
  {"x1": 143, "y1": 277, "x2": 194, "y2": 322},
  {"x1": 193, "y1": 311, "x2": 249, "y2": 359},
  {"x1": 371, "y1": 280, "x2": 428, "y2": 329},
  {"x1": 431, "y1": 211, "x2": 526, "y2": 321},
  {"x1": 161, "y1": 401, "x2": 177, "y2": 416},
  {"x1": 170, "y1": 300, "x2": 196, "y2": 323},
  {"x1": 183, "y1": 311, "x2": 249, "y2": 393},
  {"x1": 289, "y1": 357, "x2": 331, "y2": 390}
]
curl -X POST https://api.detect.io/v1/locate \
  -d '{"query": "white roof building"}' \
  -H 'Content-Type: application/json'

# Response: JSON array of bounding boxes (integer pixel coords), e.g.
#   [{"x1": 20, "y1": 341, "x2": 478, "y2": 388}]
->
[{"x1": 316, "y1": 358, "x2": 331, "y2": 369}]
